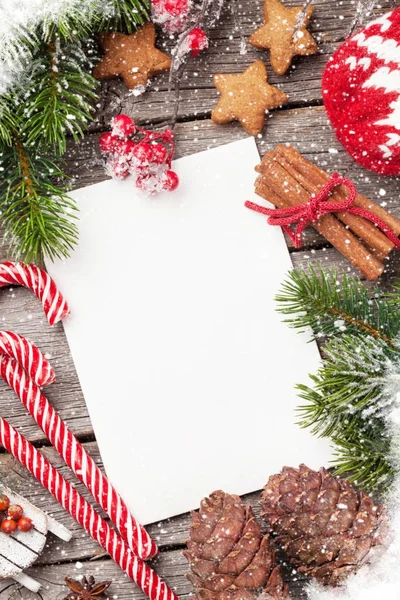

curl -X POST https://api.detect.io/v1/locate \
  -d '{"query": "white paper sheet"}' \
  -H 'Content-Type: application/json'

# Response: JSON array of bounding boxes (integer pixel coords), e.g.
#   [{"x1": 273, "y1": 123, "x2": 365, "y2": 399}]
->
[{"x1": 46, "y1": 138, "x2": 332, "y2": 524}]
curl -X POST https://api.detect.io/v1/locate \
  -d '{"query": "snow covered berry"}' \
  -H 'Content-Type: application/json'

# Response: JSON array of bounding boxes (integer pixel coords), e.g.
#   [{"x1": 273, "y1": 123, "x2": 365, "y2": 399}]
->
[
  {"x1": 115, "y1": 139, "x2": 136, "y2": 156},
  {"x1": 133, "y1": 143, "x2": 155, "y2": 165},
  {"x1": 186, "y1": 28, "x2": 208, "y2": 57},
  {"x1": 112, "y1": 114, "x2": 136, "y2": 138},
  {"x1": 106, "y1": 156, "x2": 130, "y2": 180},
  {"x1": 164, "y1": 0, "x2": 189, "y2": 16},
  {"x1": 99, "y1": 132, "x2": 119, "y2": 153},
  {"x1": 150, "y1": 143, "x2": 168, "y2": 164},
  {"x1": 162, "y1": 170, "x2": 179, "y2": 191}
]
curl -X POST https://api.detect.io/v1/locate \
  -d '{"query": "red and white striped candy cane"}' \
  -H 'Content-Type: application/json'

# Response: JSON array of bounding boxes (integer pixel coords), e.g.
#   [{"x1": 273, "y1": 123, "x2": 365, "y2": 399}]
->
[
  {"x1": 0, "y1": 262, "x2": 70, "y2": 326},
  {"x1": 0, "y1": 354, "x2": 158, "y2": 561},
  {"x1": 0, "y1": 414, "x2": 177, "y2": 600},
  {"x1": 0, "y1": 331, "x2": 55, "y2": 387}
]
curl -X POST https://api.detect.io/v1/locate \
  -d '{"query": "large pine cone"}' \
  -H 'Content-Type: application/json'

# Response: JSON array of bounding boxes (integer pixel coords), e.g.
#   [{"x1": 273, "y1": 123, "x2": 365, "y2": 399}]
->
[
  {"x1": 184, "y1": 490, "x2": 289, "y2": 600},
  {"x1": 261, "y1": 465, "x2": 384, "y2": 585}
]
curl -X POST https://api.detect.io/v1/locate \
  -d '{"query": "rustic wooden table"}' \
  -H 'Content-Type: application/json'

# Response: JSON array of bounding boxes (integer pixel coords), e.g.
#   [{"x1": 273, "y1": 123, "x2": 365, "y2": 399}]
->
[{"x1": 0, "y1": 0, "x2": 399, "y2": 597}]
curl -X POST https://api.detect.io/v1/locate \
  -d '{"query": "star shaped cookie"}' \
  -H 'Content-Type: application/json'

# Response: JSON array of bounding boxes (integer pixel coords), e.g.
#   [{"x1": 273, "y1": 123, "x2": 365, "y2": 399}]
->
[
  {"x1": 93, "y1": 23, "x2": 171, "y2": 89},
  {"x1": 249, "y1": 0, "x2": 317, "y2": 76},
  {"x1": 211, "y1": 61, "x2": 288, "y2": 136}
]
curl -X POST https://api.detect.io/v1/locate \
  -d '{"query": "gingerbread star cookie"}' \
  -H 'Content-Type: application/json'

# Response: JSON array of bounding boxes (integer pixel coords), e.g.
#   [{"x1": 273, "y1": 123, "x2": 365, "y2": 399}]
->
[
  {"x1": 249, "y1": 0, "x2": 317, "y2": 76},
  {"x1": 211, "y1": 61, "x2": 288, "y2": 136},
  {"x1": 93, "y1": 23, "x2": 171, "y2": 89}
]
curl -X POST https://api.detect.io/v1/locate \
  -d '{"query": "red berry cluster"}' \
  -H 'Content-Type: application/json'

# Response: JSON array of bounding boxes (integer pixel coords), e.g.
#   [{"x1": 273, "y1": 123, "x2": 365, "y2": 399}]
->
[
  {"x1": 151, "y1": 0, "x2": 191, "y2": 33},
  {"x1": 0, "y1": 493, "x2": 33, "y2": 535},
  {"x1": 100, "y1": 115, "x2": 179, "y2": 194}
]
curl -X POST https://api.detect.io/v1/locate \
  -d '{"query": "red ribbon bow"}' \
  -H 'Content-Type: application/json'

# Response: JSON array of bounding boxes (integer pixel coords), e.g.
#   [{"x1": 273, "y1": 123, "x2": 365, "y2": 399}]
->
[{"x1": 245, "y1": 173, "x2": 400, "y2": 250}]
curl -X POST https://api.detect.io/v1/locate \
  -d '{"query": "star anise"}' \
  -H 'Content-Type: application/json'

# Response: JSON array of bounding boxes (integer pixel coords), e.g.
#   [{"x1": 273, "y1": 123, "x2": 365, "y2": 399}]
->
[{"x1": 64, "y1": 576, "x2": 112, "y2": 600}]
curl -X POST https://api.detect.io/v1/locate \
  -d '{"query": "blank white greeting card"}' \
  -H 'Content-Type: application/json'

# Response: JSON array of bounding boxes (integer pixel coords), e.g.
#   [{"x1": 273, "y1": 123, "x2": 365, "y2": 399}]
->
[{"x1": 46, "y1": 138, "x2": 332, "y2": 524}]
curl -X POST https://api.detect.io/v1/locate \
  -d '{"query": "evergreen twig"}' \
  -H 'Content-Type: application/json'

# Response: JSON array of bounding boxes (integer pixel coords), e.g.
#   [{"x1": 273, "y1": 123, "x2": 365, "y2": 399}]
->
[
  {"x1": 277, "y1": 265, "x2": 400, "y2": 493},
  {"x1": 99, "y1": 0, "x2": 150, "y2": 33},
  {"x1": 276, "y1": 264, "x2": 400, "y2": 345},
  {"x1": 22, "y1": 39, "x2": 98, "y2": 155},
  {"x1": 0, "y1": 0, "x2": 149, "y2": 262},
  {"x1": 0, "y1": 137, "x2": 78, "y2": 262}
]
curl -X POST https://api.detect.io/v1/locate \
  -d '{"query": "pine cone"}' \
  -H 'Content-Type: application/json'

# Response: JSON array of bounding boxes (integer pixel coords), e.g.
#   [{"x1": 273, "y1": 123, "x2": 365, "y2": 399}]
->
[
  {"x1": 261, "y1": 465, "x2": 384, "y2": 585},
  {"x1": 184, "y1": 490, "x2": 290, "y2": 600}
]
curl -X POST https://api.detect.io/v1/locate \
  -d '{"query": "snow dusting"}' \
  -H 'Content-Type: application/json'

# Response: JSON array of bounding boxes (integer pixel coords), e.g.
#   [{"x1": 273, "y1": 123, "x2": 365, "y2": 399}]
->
[
  {"x1": 0, "y1": 0, "x2": 114, "y2": 94},
  {"x1": 308, "y1": 358, "x2": 400, "y2": 600}
]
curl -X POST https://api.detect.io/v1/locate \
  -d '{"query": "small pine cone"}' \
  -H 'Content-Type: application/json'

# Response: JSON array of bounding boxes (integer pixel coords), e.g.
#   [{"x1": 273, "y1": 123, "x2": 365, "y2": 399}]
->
[
  {"x1": 184, "y1": 490, "x2": 289, "y2": 600},
  {"x1": 261, "y1": 465, "x2": 384, "y2": 586}
]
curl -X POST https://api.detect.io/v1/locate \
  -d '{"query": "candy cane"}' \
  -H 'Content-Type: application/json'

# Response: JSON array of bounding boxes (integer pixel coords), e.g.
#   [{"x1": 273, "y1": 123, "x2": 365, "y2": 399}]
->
[
  {"x1": 0, "y1": 353, "x2": 158, "y2": 561},
  {"x1": 0, "y1": 331, "x2": 55, "y2": 387},
  {"x1": 0, "y1": 262, "x2": 70, "y2": 326},
  {"x1": 0, "y1": 413, "x2": 177, "y2": 600}
]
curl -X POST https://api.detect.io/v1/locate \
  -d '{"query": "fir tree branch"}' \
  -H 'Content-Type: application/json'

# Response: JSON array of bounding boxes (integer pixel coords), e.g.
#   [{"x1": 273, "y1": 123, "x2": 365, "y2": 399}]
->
[
  {"x1": 276, "y1": 265, "x2": 400, "y2": 346},
  {"x1": 277, "y1": 265, "x2": 400, "y2": 493},
  {"x1": 0, "y1": 0, "x2": 149, "y2": 262},
  {"x1": 98, "y1": 0, "x2": 150, "y2": 33},
  {"x1": 21, "y1": 39, "x2": 98, "y2": 155},
  {"x1": 40, "y1": 1, "x2": 100, "y2": 43},
  {"x1": 0, "y1": 136, "x2": 78, "y2": 262}
]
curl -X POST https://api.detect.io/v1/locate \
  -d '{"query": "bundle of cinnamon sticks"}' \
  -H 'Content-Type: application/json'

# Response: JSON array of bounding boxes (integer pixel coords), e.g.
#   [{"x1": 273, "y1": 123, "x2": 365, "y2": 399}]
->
[{"x1": 254, "y1": 145, "x2": 400, "y2": 280}]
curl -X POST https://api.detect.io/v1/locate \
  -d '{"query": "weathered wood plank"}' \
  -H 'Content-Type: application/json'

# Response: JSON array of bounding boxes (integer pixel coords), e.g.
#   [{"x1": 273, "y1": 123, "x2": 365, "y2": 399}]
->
[
  {"x1": 0, "y1": 552, "x2": 309, "y2": 600},
  {"x1": 0, "y1": 444, "x2": 264, "y2": 561},
  {"x1": 91, "y1": 0, "x2": 395, "y2": 128},
  {"x1": 0, "y1": 291, "x2": 91, "y2": 442},
  {"x1": 0, "y1": 448, "x2": 310, "y2": 599}
]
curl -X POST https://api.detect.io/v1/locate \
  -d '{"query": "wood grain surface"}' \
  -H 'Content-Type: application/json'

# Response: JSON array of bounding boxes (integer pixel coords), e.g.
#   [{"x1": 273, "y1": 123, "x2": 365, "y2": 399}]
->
[{"x1": 0, "y1": 0, "x2": 399, "y2": 597}]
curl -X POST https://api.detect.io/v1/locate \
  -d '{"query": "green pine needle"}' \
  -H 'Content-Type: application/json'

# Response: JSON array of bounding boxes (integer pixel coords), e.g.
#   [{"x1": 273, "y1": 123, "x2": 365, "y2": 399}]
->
[
  {"x1": 40, "y1": 2, "x2": 100, "y2": 42},
  {"x1": 0, "y1": 139, "x2": 78, "y2": 262},
  {"x1": 21, "y1": 40, "x2": 98, "y2": 155},
  {"x1": 277, "y1": 265, "x2": 400, "y2": 494},
  {"x1": 276, "y1": 264, "x2": 400, "y2": 345},
  {"x1": 0, "y1": 0, "x2": 149, "y2": 262},
  {"x1": 99, "y1": 0, "x2": 150, "y2": 32},
  {"x1": 0, "y1": 98, "x2": 18, "y2": 145}
]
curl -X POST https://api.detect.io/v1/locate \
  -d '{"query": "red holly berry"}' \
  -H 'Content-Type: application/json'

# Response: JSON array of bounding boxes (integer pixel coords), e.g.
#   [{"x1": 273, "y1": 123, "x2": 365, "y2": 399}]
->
[
  {"x1": 112, "y1": 114, "x2": 136, "y2": 138},
  {"x1": 1, "y1": 519, "x2": 17, "y2": 535},
  {"x1": 99, "y1": 132, "x2": 119, "y2": 153},
  {"x1": 136, "y1": 174, "x2": 151, "y2": 191},
  {"x1": 150, "y1": 143, "x2": 168, "y2": 165},
  {"x1": 133, "y1": 143, "x2": 154, "y2": 164},
  {"x1": 17, "y1": 517, "x2": 33, "y2": 533},
  {"x1": 186, "y1": 28, "x2": 208, "y2": 57},
  {"x1": 7, "y1": 505, "x2": 23, "y2": 521},
  {"x1": 115, "y1": 139, "x2": 136, "y2": 156},
  {"x1": 112, "y1": 163, "x2": 130, "y2": 179},
  {"x1": 0, "y1": 494, "x2": 10, "y2": 511},
  {"x1": 162, "y1": 170, "x2": 179, "y2": 191},
  {"x1": 164, "y1": 0, "x2": 189, "y2": 17}
]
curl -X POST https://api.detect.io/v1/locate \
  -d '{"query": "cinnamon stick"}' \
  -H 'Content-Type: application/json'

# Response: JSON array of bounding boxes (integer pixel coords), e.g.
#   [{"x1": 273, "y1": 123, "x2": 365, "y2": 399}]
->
[
  {"x1": 254, "y1": 154, "x2": 384, "y2": 280},
  {"x1": 270, "y1": 147, "x2": 391, "y2": 261},
  {"x1": 273, "y1": 145, "x2": 400, "y2": 257}
]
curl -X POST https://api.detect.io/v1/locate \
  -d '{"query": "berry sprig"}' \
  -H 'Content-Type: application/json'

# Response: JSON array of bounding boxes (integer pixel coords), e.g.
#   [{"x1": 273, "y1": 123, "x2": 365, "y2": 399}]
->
[
  {"x1": 0, "y1": 493, "x2": 34, "y2": 534},
  {"x1": 151, "y1": 0, "x2": 192, "y2": 33},
  {"x1": 99, "y1": 114, "x2": 179, "y2": 194}
]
